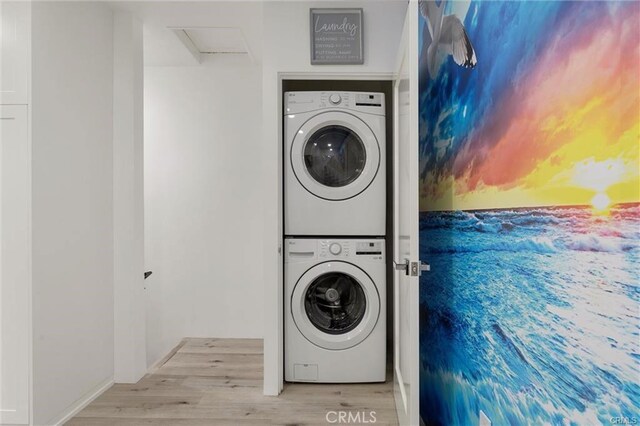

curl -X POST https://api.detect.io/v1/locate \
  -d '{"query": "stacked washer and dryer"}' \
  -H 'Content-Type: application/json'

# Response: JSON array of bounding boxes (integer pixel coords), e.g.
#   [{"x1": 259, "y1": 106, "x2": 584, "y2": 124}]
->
[{"x1": 284, "y1": 91, "x2": 387, "y2": 383}]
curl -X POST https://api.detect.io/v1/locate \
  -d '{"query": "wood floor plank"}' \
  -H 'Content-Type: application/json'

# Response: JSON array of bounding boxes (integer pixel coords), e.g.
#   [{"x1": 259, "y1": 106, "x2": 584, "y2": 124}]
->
[
  {"x1": 67, "y1": 338, "x2": 397, "y2": 425},
  {"x1": 181, "y1": 375, "x2": 262, "y2": 390},
  {"x1": 66, "y1": 419, "x2": 270, "y2": 426},
  {"x1": 178, "y1": 338, "x2": 263, "y2": 355}
]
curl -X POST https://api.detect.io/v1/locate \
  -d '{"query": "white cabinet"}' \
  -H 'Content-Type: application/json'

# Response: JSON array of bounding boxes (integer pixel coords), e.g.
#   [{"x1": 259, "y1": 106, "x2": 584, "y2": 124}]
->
[
  {"x1": 0, "y1": 105, "x2": 30, "y2": 425},
  {"x1": 0, "y1": 4, "x2": 30, "y2": 424},
  {"x1": 0, "y1": 2, "x2": 30, "y2": 105}
]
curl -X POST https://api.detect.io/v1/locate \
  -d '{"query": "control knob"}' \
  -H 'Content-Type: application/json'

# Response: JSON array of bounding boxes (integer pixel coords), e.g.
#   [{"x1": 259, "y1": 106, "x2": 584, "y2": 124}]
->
[
  {"x1": 329, "y1": 93, "x2": 342, "y2": 105},
  {"x1": 329, "y1": 243, "x2": 342, "y2": 255}
]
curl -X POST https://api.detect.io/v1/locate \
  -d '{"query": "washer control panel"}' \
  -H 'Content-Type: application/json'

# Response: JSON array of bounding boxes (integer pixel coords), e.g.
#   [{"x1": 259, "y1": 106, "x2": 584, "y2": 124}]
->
[
  {"x1": 285, "y1": 238, "x2": 385, "y2": 263},
  {"x1": 319, "y1": 239, "x2": 384, "y2": 262}
]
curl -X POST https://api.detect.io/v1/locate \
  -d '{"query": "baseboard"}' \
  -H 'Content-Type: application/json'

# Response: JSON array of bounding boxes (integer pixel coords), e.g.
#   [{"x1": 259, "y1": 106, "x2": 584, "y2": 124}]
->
[
  {"x1": 146, "y1": 338, "x2": 187, "y2": 375},
  {"x1": 47, "y1": 377, "x2": 113, "y2": 426}
]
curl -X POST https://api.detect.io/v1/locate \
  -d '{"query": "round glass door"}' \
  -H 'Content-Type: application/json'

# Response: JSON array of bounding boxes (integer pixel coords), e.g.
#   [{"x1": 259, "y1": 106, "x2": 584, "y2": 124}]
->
[
  {"x1": 303, "y1": 126, "x2": 366, "y2": 188},
  {"x1": 305, "y1": 272, "x2": 366, "y2": 335},
  {"x1": 290, "y1": 112, "x2": 381, "y2": 201},
  {"x1": 291, "y1": 261, "x2": 380, "y2": 350}
]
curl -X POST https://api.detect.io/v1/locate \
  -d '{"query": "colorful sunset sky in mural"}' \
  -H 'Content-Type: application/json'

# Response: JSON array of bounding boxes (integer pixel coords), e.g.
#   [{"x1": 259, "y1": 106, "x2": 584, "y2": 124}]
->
[{"x1": 419, "y1": 0, "x2": 640, "y2": 212}]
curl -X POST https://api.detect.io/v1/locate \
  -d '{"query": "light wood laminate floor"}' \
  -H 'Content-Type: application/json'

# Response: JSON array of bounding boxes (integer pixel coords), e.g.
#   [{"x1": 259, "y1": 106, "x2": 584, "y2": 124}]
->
[{"x1": 67, "y1": 338, "x2": 398, "y2": 426}]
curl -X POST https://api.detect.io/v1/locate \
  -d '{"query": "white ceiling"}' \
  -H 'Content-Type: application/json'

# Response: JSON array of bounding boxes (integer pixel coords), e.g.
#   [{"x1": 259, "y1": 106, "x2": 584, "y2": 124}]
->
[
  {"x1": 180, "y1": 27, "x2": 248, "y2": 54},
  {"x1": 114, "y1": 1, "x2": 263, "y2": 66}
]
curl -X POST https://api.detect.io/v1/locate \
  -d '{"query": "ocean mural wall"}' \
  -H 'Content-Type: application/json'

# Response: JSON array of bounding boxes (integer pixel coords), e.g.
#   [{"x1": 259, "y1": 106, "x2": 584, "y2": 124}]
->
[{"x1": 418, "y1": 1, "x2": 640, "y2": 425}]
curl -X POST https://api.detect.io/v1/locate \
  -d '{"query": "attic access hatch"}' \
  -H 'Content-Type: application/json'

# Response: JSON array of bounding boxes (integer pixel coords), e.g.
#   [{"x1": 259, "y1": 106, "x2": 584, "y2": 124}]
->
[{"x1": 171, "y1": 27, "x2": 253, "y2": 64}]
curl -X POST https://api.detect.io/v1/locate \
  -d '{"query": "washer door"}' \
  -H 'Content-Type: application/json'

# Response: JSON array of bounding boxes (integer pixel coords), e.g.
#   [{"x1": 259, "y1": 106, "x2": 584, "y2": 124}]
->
[
  {"x1": 290, "y1": 112, "x2": 380, "y2": 201},
  {"x1": 291, "y1": 261, "x2": 380, "y2": 350}
]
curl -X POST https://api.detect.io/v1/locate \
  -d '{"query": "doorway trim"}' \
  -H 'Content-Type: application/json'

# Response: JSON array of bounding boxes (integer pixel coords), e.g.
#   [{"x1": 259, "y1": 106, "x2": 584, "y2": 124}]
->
[{"x1": 263, "y1": 71, "x2": 394, "y2": 396}]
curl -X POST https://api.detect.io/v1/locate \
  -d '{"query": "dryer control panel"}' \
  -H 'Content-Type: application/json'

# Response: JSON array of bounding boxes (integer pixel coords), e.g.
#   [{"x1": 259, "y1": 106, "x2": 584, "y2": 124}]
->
[
  {"x1": 285, "y1": 238, "x2": 385, "y2": 263},
  {"x1": 285, "y1": 91, "x2": 385, "y2": 116}
]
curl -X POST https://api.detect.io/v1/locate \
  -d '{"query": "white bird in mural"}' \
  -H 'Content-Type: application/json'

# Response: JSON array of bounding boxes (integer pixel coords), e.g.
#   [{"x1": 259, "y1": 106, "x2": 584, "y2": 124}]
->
[{"x1": 419, "y1": 0, "x2": 477, "y2": 78}]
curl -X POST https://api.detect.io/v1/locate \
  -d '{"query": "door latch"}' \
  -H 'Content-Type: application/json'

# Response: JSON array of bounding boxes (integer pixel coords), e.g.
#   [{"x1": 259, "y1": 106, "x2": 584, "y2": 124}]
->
[{"x1": 394, "y1": 260, "x2": 430, "y2": 277}]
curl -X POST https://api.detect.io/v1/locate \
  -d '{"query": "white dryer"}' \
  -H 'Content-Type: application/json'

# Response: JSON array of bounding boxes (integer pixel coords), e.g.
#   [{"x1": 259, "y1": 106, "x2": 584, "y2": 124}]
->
[
  {"x1": 284, "y1": 91, "x2": 386, "y2": 236},
  {"x1": 285, "y1": 238, "x2": 386, "y2": 383}
]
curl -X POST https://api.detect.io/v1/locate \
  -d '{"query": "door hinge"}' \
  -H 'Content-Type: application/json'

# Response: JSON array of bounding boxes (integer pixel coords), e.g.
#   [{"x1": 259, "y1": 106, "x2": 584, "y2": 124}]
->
[{"x1": 394, "y1": 260, "x2": 430, "y2": 276}]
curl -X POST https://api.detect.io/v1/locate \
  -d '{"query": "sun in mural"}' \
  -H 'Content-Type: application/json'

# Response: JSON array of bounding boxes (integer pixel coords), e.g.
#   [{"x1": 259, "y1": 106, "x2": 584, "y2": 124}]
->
[{"x1": 572, "y1": 158, "x2": 632, "y2": 214}]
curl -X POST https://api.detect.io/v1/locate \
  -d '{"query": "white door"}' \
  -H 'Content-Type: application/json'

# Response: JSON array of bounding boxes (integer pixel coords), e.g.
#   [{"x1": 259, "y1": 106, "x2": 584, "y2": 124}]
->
[
  {"x1": 393, "y1": 2, "x2": 422, "y2": 425},
  {"x1": 0, "y1": 105, "x2": 30, "y2": 425}
]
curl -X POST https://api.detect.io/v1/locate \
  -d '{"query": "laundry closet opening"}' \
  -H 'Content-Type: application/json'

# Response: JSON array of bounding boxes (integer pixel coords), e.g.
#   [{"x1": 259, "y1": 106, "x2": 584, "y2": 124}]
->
[
  {"x1": 112, "y1": 5, "x2": 267, "y2": 390},
  {"x1": 143, "y1": 47, "x2": 265, "y2": 368},
  {"x1": 281, "y1": 79, "x2": 395, "y2": 377}
]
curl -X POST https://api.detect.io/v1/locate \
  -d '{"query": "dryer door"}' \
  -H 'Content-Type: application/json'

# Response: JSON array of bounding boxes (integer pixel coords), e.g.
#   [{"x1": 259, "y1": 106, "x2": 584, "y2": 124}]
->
[
  {"x1": 291, "y1": 261, "x2": 380, "y2": 350},
  {"x1": 290, "y1": 112, "x2": 381, "y2": 201}
]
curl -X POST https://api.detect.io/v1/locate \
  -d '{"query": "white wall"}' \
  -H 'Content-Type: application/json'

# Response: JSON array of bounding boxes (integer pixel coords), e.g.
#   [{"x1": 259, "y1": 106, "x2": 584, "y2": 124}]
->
[
  {"x1": 144, "y1": 57, "x2": 264, "y2": 367},
  {"x1": 113, "y1": 10, "x2": 146, "y2": 384},
  {"x1": 31, "y1": 2, "x2": 115, "y2": 424},
  {"x1": 261, "y1": 0, "x2": 407, "y2": 395}
]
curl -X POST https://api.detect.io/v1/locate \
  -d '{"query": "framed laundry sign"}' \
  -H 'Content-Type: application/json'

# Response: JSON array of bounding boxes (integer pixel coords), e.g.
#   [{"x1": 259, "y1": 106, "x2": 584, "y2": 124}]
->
[{"x1": 310, "y1": 8, "x2": 364, "y2": 65}]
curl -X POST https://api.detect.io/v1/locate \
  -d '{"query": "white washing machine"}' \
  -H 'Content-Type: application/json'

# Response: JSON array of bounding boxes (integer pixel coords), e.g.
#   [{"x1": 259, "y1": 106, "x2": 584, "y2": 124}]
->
[
  {"x1": 284, "y1": 91, "x2": 386, "y2": 236},
  {"x1": 285, "y1": 237, "x2": 386, "y2": 383}
]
